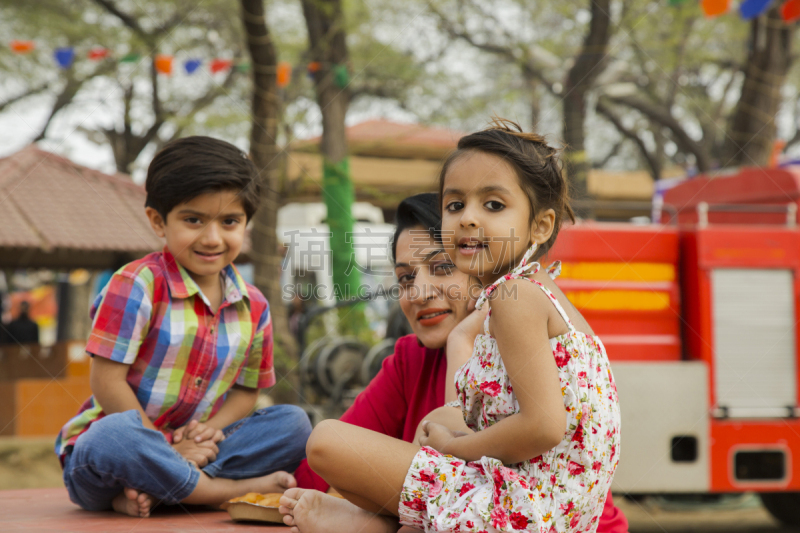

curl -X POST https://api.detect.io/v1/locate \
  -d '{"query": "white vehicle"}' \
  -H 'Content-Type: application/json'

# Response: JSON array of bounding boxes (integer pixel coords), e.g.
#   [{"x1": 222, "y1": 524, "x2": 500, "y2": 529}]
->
[{"x1": 278, "y1": 202, "x2": 397, "y2": 332}]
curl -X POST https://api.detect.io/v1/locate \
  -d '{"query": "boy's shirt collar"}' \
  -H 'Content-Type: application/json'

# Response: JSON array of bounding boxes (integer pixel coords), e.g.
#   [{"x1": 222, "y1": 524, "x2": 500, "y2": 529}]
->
[{"x1": 160, "y1": 246, "x2": 249, "y2": 304}]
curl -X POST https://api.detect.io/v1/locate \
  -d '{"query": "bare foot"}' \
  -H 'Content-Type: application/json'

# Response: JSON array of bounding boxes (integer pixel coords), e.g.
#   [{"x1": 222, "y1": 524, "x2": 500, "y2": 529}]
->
[
  {"x1": 182, "y1": 471, "x2": 297, "y2": 507},
  {"x1": 111, "y1": 487, "x2": 153, "y2": 518},
  {"x1": 279, "y1": 488, "x2": 400, "y2": 533},
  {"x1": 242, "y1": 470, "x2": 297, "y2": 494}
]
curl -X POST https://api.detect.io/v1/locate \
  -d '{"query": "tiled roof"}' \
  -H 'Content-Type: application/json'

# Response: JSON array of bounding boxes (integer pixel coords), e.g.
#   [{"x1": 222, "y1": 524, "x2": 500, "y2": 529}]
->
[
  {"x1": 292, "y1": 119, "x2": 465, "y2": 160},
  {"x1": 0, "y1": 146, "x2": 162, "y2": 254}
]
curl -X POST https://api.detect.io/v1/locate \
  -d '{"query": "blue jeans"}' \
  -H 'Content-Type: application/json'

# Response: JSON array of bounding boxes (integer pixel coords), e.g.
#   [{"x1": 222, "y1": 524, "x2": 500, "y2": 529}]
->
[{"x1": 61, "y1": 405, "x2": 312, "y2": 511}]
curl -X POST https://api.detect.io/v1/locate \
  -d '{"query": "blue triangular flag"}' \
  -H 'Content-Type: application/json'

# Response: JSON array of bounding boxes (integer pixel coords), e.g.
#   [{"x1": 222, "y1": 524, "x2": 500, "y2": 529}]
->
[
  {"x1": 184, "y1": 58, "x2": 202, "y2": 74},
  {"x1": 54, "y1": 47, "x2": 75, "y2": 69},
  {"x1": 740, "y1": 0, "x2": 772, "y2": 19}
]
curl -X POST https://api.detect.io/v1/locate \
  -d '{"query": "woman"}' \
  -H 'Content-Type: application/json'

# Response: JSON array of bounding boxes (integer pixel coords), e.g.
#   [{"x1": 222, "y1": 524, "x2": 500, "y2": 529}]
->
[{"x1": 291, "y1": 193, "x2": 628, "y2": 533}]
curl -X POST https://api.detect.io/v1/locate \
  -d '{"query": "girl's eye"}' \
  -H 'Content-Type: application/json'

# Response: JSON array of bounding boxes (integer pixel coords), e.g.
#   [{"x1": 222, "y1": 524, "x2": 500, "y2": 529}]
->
[
  {"x1": 485, "y1": 200, "x2": 504, "y2": 211},
  {"x1": 445, "y1": 201, "x2": 464, "y2": 212},
  {"x1": 223, "y1": 218, "x2": 240, "y2": 226},
  {"x1": 185, "y1": 217, "x2": 201, "y2": 224}
]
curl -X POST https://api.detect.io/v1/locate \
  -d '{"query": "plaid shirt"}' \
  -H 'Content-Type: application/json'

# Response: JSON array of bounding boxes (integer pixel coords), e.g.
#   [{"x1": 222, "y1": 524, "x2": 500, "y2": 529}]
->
[{"x1": 55, "y1": 247, "x2": 275, "y2": 462}]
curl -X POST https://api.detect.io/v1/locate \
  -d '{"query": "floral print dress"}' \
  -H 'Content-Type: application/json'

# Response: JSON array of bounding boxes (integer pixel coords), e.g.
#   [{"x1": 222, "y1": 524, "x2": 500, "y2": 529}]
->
[{"x1": 399, "y1": 245, "x2": 621, "y2": 533}]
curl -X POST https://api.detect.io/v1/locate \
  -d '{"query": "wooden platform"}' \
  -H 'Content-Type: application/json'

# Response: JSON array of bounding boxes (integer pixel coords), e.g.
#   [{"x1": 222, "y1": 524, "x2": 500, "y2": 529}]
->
[{"x1": 1, "y1": 488, "x2": 288, "y2": 532}]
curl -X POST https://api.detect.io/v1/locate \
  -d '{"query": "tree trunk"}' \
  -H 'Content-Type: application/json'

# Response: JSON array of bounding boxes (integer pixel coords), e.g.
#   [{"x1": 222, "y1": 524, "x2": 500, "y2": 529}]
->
[
  {"x1": 301, "y1": 0, "x2": 361, "y2": 304},
  {"x1": 240, "y1": 0, "x2": 298, "y2": 397},
  {"x1": 523, "y1": 71, "x2": 541, "y2": 131},
  {"x1": 723, "y1": 6, "x2": 794, "y2": 167},
  {"x1": 562, "y1": 0, "x2": 611, "y2": 214}
]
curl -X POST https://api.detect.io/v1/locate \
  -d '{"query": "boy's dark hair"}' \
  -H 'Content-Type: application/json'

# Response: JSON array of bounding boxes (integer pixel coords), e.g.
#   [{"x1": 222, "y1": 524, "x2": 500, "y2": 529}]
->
[
  {"x1": 437, "y1": 118, "x2": 575, "y2": 258},
  {"x1": 145, "y1": 136, "x2": 261, "y2": 221},
  {"x1": 391, "y1": 193, "x2": 441, "y2": 262}
]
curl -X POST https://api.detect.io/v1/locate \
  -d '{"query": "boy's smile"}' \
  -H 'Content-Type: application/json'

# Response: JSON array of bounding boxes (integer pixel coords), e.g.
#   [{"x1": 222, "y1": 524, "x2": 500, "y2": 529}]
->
[{"x1": 146, "y1": 189, "x2": 247, "y2": 291}]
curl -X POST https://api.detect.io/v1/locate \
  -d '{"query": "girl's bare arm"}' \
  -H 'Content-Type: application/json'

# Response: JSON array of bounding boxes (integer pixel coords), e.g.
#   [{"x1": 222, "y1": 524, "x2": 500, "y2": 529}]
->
[{"x1": 435, "y1": 280, "x2": 567, "y2": 464}]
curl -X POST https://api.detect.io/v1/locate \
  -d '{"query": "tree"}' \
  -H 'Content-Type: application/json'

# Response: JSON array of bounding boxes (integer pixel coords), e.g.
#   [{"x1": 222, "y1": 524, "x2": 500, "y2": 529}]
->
[
  {"x1": 300, "y1": 0, "x2": 363, "y2": 307},
  {"x1": 239, "y1": 0, "x2": 298, "y2": 379},
  {"x1": 723, "y1": 6, "x2": 795, "y2": 166},
  {"x1": 427, "y1": 0, "x2": 612, "y2": 204},
  {"x1": 0, "y1": 0, "x2": 249, "y2": 174},
  {"x1": 594, "y1": 2, "x2": 795, "y2": 175}
]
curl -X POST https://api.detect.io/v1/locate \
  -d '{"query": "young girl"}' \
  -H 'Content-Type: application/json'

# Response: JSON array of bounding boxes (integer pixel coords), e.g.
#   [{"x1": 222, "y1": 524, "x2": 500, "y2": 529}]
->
[{"x1": 280, "y1": 120, "x2": 621, "y2": 533}]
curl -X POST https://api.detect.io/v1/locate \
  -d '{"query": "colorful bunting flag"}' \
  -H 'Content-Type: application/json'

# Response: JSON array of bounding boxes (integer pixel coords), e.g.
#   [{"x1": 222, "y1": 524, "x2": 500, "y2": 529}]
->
[
  {"x1": 88, "y1": 47, "x2": 110, "y2": 61},
  {"x1": 701, "y1": 0, "x2": 729, "y2": 17},
  {"x1": 10, "y1": 40, "x2": 35, "y2": 54},
  {"x1": 54, "y1": 47, "x2": 75, "y2": 69},
  {"x1": 277, "y1": 61, "x2": 292, "y2": 88},
  {"x1": 154, "y1": 54, "x2": 173, "y2": 75},
  {"x1": 210, "y1": 58, "x2": 233, "y2": 74},
  {"x1": 739, "y1": 0, "x2": 772, "y2": 19},
  {"x1": 782, "y1": 0, "x2": 800, "y2": 20},
  {"x1": 184, "y1": 58, "x2": 202, "y2": 74},
  {"x1": 7, "y1": 39, "x2": 324, "y2": 83},
  {"x1": 333, "y1": 64, "x2": 350, "y2": 89}
]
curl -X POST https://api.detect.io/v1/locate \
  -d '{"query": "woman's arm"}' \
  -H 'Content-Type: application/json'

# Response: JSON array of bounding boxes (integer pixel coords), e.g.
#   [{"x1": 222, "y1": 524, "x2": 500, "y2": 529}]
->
[
  {"x1": 444, "y1": 305, "x2": 489, "y2": 403},
  {"x1": 444, "y1": 337, "x2": 472, "y2": 404},
  {"x1": 427, "y1": 280, "x2": 567, "y2": 464},
  {"x1": 90, "y1": 356, "x2": 158, "y2": 431},
  {"x1": 205, "y1": 384, "x2": 258, "y2": 430},
  {"x1": 295, "y1": 338, "x2": 413, "y2": 492}
]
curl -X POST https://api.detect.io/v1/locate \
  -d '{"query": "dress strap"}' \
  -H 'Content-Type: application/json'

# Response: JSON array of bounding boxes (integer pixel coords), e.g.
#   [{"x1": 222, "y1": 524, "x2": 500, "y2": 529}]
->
[
  {"x1": 546, "y1": 260, "x2": 561, "y2": 280},
  {"x1": 475, "y1": 245, "x2": 575, "y2": 334},
  {"x1": 526, "y1": 278, "x2": 576, "y2": 333},
  {"x1": 475, "y1": 244, "x2": 540, "y2": 311}
]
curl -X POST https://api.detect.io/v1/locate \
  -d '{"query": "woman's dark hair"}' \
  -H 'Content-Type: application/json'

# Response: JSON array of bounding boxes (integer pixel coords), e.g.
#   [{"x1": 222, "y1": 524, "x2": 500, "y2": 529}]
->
[
  {"x1": 437, "y1": 118, "x2": 575, "y2": 258},
  {"x1": 145, "y1": 136, "x2": 261, "y2": 221},
  {"x1": 391, "y1": 193, "x2": 441, "y2": 262}
]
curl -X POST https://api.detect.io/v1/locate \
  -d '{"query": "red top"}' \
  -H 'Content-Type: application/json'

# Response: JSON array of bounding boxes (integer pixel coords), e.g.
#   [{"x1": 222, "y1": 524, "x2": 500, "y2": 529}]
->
[{"x1": 294, "y1": 334, "x2": 628, "y2": 533}]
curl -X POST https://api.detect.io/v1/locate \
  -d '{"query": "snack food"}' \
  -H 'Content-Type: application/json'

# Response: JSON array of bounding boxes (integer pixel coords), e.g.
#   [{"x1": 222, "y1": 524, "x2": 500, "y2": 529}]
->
[
  {"x1": 223, "y1": 492, "x2": 285, "y2": 523},
  {"x1": 227, "y1": 492, "x2": 282, "y2": 507},
  {"x1": 255, "y1": 493, "x2": 282, "y2": 507}
]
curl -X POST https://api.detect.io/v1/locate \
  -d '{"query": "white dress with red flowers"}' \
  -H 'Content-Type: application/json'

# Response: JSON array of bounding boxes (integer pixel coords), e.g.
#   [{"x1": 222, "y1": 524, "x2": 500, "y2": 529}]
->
[{"x1": 398, "y1": 245, "x2": 621, "y2": 533}]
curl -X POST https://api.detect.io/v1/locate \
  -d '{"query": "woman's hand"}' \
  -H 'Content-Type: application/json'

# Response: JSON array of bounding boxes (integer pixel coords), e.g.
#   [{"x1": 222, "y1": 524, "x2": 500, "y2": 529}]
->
[
  {"x1": 448, "y1": 303, "x2": 489, "y2": 347},
  {"x1": 418, "y1": 420, "x2": 467, "y2": 455}
]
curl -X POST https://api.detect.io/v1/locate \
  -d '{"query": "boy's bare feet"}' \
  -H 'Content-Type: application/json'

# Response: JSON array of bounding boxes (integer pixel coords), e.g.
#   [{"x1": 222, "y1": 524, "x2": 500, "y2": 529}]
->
[
  {"x1": 111, "y1": 487, "x2": 153, "y2": 517},
  {"x1": 279, "y1": 488, "x2": 400, "y2": 533}
]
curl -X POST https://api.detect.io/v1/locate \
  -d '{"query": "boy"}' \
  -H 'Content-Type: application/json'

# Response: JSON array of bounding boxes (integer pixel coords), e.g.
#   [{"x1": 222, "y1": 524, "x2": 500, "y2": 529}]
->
[{"x1": 55, "y1": 137, "x2": 312, "y2": 518}]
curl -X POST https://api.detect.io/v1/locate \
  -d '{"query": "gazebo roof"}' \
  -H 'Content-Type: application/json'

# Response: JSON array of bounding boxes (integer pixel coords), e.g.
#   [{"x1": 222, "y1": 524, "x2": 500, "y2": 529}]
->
[
  {"x1": 291, "y1": 119, "x2": 465, "y2": 161},
  {"x1": 0, "y1": 146, "x2": 162, "y2": 269}
]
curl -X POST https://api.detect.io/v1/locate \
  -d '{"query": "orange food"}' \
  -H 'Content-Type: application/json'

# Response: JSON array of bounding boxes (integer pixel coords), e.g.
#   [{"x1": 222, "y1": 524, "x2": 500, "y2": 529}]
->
[
  {"x1": 230, "y1": 492, "x2": 262, "y2": 504},
  {"x1": 255, "y1": 493, "x2": 282, "y2": 507},
  {"x1": 228, "y1": 492, "x2": 283, "y2": 507}
]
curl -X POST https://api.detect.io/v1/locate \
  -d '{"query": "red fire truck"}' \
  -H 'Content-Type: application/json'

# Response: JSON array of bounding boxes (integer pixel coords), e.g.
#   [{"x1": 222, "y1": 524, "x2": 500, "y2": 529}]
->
[{"x1": 549, "y1": 166, "x2": 800, "y2": 524}]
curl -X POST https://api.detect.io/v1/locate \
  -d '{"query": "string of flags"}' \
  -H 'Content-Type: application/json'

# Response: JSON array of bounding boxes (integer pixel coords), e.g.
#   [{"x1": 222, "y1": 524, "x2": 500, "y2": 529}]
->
[
  {"x1": 671, "y1": 0, "x2": 800, "y2": 21},
  {"x1": 6, "y1": 42, "x2": 352, "y2": 89}
]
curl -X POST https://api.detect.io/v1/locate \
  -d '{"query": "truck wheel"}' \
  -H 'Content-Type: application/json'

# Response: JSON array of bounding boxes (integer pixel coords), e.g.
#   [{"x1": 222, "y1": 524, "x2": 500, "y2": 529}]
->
[{"x1": 760, "y1": 492, "x2": 800, "y2": 526}]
